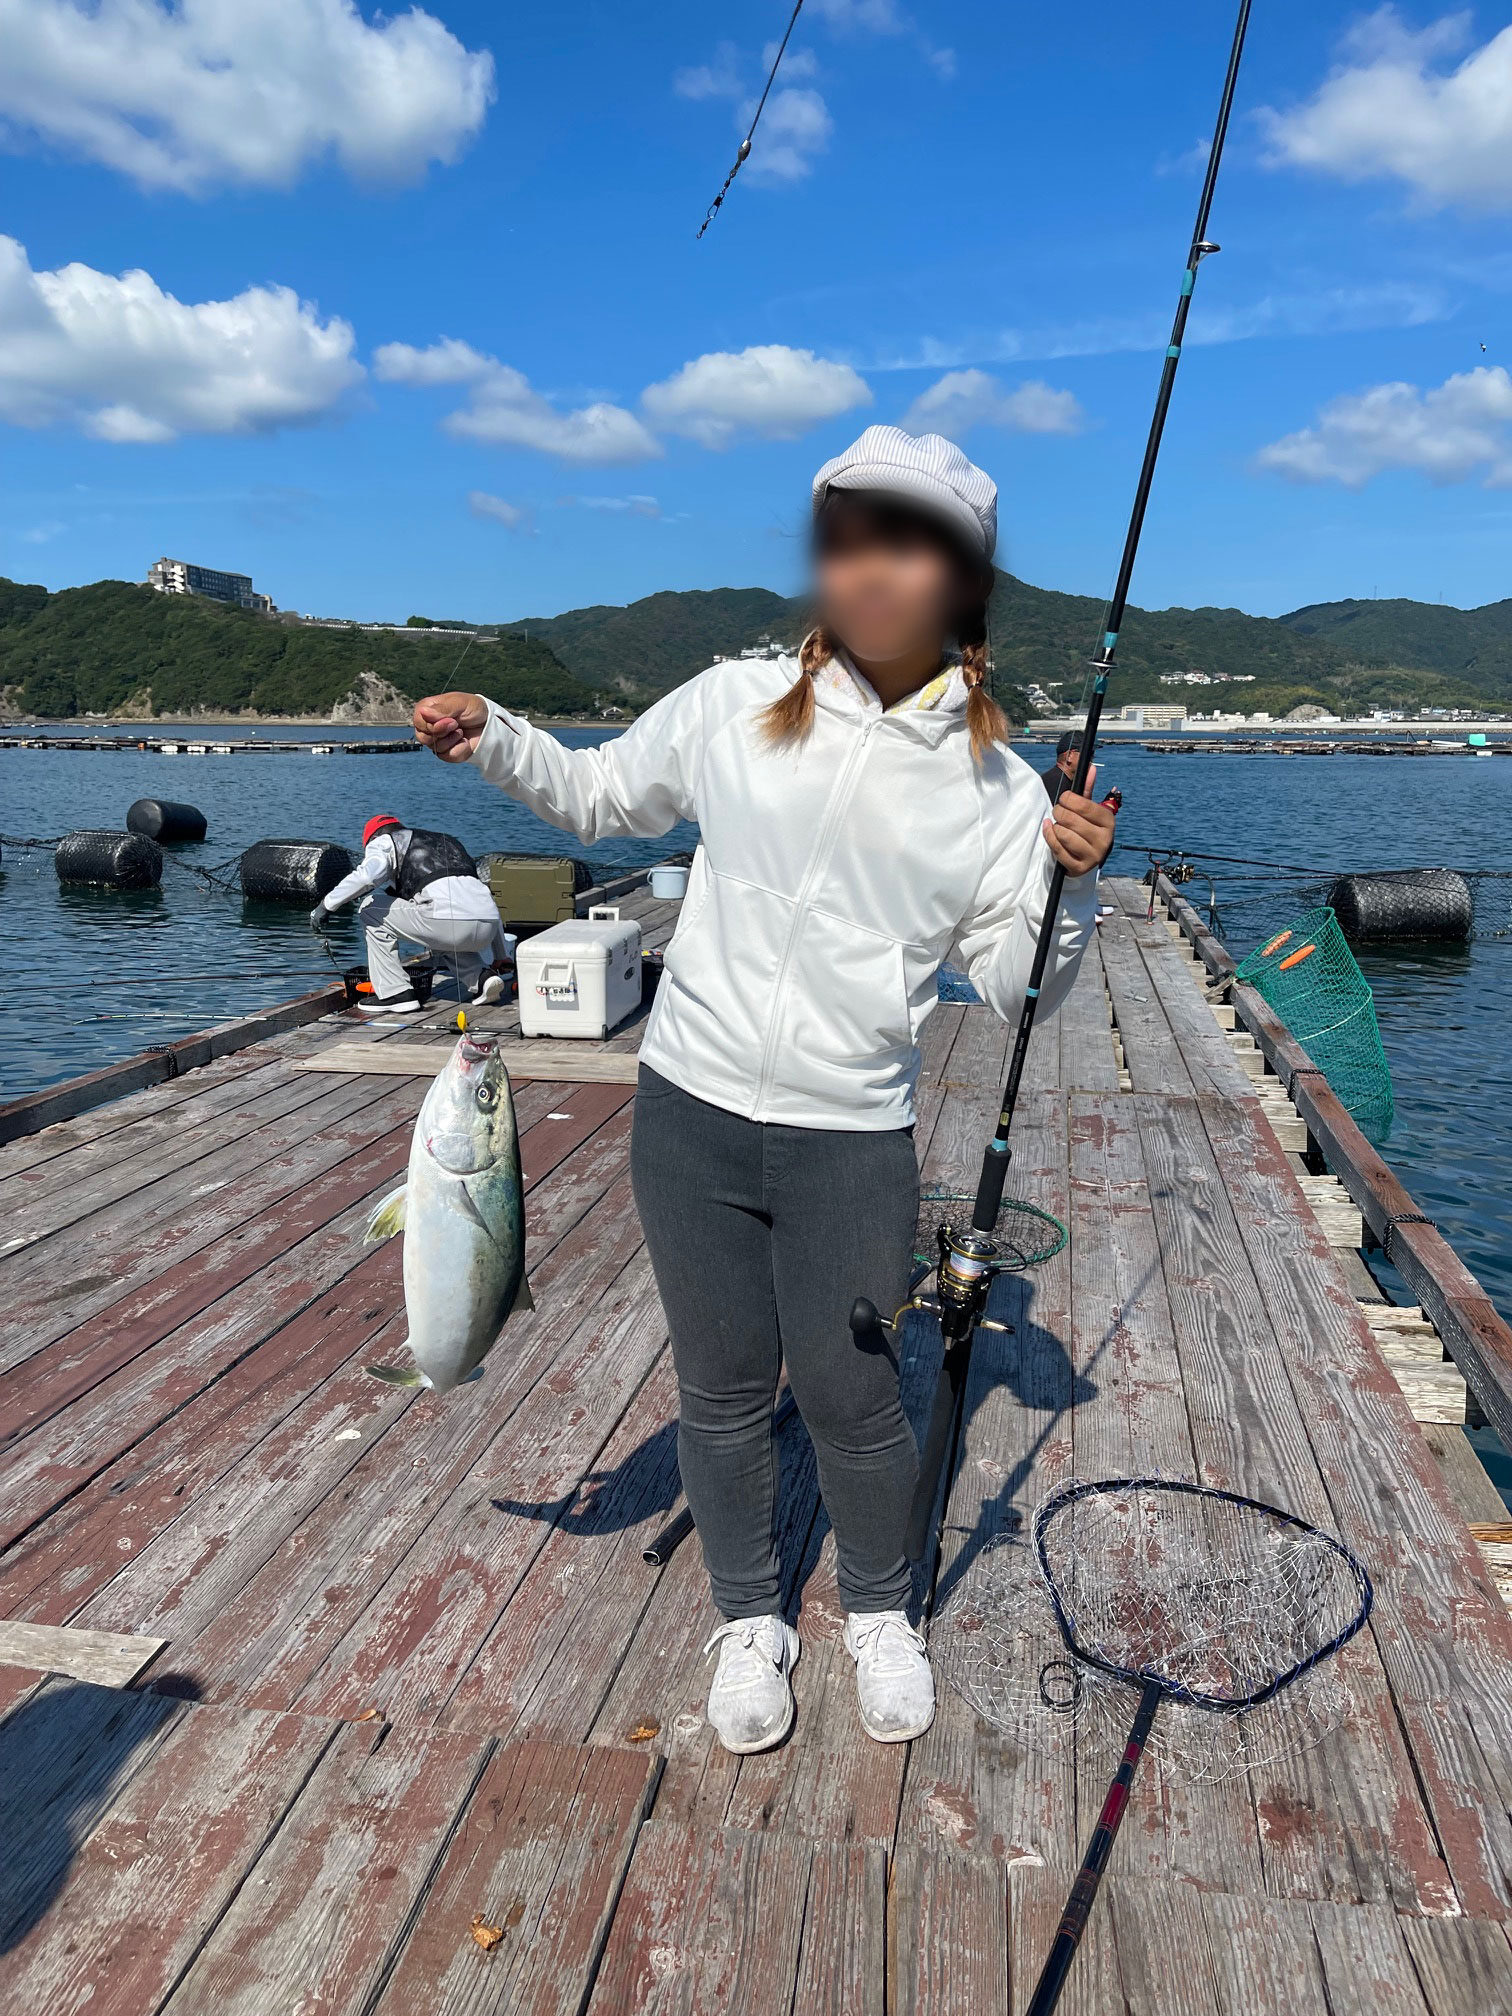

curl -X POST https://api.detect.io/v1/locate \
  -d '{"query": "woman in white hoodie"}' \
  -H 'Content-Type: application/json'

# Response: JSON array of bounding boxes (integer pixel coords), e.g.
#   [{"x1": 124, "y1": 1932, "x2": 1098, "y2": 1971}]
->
[{"x1": 413, "y1": 427, "x2": 1114, "y2": 1755}]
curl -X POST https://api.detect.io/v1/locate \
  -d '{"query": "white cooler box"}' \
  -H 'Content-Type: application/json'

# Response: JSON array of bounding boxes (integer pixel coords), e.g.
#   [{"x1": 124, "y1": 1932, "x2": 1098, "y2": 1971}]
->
[{"x1": 517, "y1": 906, "x2": 643, "y2": 1039}]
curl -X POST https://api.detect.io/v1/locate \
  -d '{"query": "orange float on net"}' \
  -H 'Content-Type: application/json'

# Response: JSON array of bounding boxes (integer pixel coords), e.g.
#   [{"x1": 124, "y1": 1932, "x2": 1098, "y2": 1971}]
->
[
  {"x1": 1260, "y1": 931, "x2": 1293, "y2": 958},
  {"x1": 1278, "y1": 944, "x2": 1316, "y2": 970}
]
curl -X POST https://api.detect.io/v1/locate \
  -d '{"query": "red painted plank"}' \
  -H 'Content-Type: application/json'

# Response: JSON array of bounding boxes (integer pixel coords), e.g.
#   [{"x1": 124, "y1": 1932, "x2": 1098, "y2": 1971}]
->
[{"x1": 375, "y1": 1740, "x2": 658, "y2": 2016}]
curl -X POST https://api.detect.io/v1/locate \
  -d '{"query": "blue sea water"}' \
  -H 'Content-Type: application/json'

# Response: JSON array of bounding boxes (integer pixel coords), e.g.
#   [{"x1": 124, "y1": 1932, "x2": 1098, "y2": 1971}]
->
[{"x1": 3, "y1": 727, "x2": 1510, "y2": 1349}]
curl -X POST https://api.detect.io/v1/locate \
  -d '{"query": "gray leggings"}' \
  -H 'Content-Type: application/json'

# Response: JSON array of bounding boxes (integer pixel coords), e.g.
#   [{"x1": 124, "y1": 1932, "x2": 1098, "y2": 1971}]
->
[{"x1": 630, "y1": 1065, "x2": 920, "y2": 1617}]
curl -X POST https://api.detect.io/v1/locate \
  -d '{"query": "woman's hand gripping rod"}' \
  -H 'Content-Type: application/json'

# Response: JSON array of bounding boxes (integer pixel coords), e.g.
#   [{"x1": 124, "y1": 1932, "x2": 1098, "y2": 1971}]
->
[{"x1": 872, "y1": 0, "x2": 1254, "y2": 1579}]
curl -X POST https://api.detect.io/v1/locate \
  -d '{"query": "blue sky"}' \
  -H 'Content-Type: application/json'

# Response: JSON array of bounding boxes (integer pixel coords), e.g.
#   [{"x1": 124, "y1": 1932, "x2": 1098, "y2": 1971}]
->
[{"x1": 2, "y1": 0, "x2": 1510, "y2": 624}]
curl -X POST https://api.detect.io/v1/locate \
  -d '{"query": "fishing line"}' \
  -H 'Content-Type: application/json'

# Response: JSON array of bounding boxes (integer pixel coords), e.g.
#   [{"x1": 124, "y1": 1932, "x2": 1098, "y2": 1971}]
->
[{"x1": 696, "y1": 0, "x2": 807, "y2": 237}]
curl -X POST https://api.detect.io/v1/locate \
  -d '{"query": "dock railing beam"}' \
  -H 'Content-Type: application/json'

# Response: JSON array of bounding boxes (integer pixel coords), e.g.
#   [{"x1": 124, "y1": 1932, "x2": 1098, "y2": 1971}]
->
[{"x1": 1157, "y1": 870, "x2": 1512, "y2": 1455}]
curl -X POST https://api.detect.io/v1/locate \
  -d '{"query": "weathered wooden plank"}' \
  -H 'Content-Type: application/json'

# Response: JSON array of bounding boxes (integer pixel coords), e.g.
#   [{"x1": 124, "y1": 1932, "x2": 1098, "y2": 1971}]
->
[
  {"x1": 1202, "y1": 1890, "x2": 1332, "y2": 2016},
  {"x1": 0, "y1": 1052, "x2": 290, "y2": 1196},
  {"x1": 0, "y1": 1677, "x2": 188, "y2": 1954},
  {"x1": 1308, "y1": 1900, "x2": 1432, "y2": 2016},
  {"x1": 1009, "y1": 1862, "x2": 1124, "y2": 2016},
  {"x1": 1097, "y1": 912, "x2": 1195, "y2": 1095},
  {"x1": 901, "y1": 1088, "x2": 1080, "y2": 1876},
  {"x1": 0, "y1": 1062, "x2": 364, "y2": 1260},
  {"x1": 0, "y1": 1072, "x2": 424, "y2": 1378},
  {"x1": 1, "y1": 1696, "x2": 338, "y2": 2013},
  {"x1": 1132, "y1": 1091, "x2": 1457, "y2": 1913},
  {"x1": 0, "y1": 983, "x2": 346, "y2": 1143},
  {"x1": 0, "y1": 1099, "x2": 636, "y2": 1628},
  {"x1": 1193, "y1": 1090, "x2": 1512, "y2": 1918},
  {"x1": 161, "y1": 1720, "x2": 492, "y2": 2016},
  {"x1": 890, "y1": 1844, "x2": 1008, "y2": 2016},
  {"x1": 1063, "y1": 1092, "x2": 1265, "y2": 1896},
  {"x1": 792, "y1": 1841, "x2": 886, "y2": 2016},
  {"x1": 299, "y1": 1040, "x2": 642, "y2": 1083},
  {"x1": 376, "y1": 1740, "x2": 658, "y2": 2016},
  {"x1": 1059, "y1": 936, "x2": 1121, "y2": 1092},
  {"x1": 171, "y1": 1168, "x2": 647, "y2": 1713},
  {"x1": 1396, "y1": 1913, "x2": 1512, "y2": 2016},
  {"x1": 1106, "y1": 882, "x2": 1254, "y2": 1100},
  {"x1": 586, "y1": 1821, "x2": 812, "y2": 2015},
  {"x1": 1107, "y1": 1877, "x2": 1224, "y2": 2014},
  {"x1": 0, "y1": 1619, "x2": 165, "y2": 1686}
]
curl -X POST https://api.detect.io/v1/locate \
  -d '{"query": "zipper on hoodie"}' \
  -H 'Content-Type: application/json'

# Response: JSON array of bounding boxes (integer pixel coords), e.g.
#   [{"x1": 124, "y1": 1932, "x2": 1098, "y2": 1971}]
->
[{"x1": 751, "y1": 715, "x2": 876, "y2": 1118}]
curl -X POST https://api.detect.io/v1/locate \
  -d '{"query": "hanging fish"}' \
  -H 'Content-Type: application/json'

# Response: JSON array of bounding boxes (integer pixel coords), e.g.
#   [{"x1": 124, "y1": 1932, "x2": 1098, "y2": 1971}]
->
[{"x1": 362, "y1": 1032, "x2": 532, "y2": 1392}]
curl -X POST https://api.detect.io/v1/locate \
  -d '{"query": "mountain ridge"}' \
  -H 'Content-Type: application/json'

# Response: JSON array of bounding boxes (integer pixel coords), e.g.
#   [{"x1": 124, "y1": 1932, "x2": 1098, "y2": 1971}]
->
[{"x1": 3, "y1": 571, "x2": 1509, "y2": 722}]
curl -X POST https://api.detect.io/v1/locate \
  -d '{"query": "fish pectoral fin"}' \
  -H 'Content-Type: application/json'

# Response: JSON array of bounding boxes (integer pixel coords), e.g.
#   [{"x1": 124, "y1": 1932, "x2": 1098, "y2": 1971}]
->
[
  {"x1": 363, "y1": 1186, "x2": 408, "y2": 1245},
  {"x1": 462, "y1": 1365, "x2": 487, "y2": 1384},
  {"x1": 511, "y1": 1275, "x2": 536, "y2": 1315},
  {"x1": 365, "y1": 1363, "x2": 426, "y2": 1388}
]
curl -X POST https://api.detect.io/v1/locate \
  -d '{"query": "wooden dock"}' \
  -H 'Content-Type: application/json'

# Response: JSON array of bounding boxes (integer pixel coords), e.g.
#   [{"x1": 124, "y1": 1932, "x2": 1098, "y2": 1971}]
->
[{"x1": 2, "y1": 876, "x2": 1510, "y2": 2013}]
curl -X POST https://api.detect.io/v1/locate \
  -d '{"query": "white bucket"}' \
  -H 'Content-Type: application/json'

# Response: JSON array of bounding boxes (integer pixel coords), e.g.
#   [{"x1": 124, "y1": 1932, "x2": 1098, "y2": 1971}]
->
[{"x1": 649, "y1": 864, "x2": 689, "y2": 901}]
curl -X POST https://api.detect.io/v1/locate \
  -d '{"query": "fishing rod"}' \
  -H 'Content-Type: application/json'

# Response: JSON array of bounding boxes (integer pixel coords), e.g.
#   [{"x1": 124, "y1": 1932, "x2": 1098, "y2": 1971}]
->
[{"x1": 889, "y1": 0, "x2": 1255, "y2": 1575}]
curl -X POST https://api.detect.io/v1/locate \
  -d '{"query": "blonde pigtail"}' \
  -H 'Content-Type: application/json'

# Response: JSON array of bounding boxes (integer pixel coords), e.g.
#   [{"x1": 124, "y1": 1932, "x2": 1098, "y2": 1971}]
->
[{"x1": 757, "y1": 626, "x2": 833, "y2": 746}]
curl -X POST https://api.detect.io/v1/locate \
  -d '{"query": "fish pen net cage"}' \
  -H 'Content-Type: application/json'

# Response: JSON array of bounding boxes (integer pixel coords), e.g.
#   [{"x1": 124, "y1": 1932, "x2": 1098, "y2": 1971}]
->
[
  {"x1": 913, "y1": 1186, "x2": 1067, "y2": 1273},
  {"x1": 1235, "y1": 906, "x2": 1394, "y2": 1142}
]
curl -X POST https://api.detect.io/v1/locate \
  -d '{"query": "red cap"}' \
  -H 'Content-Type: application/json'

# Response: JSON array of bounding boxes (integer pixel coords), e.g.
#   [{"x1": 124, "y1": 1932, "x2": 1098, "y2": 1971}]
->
[{"x1": 363, "y1": 815, "x2": 402, "y2": 847}]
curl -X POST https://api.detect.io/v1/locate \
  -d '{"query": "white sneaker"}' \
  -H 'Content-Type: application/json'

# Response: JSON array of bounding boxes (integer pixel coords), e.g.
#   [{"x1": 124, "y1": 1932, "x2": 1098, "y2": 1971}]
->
[
  {"x1": 358, "y1": 991, "x2": 422, "y2": 1016},
  {"x1": 843, "y1": 1610, "x2": 935, "y2": 1743},
  {"x1": 702, "y1": 1615, "x2": 800, "y2": 1754},
  {"x1": 472, "y1": 971, "x2": 506, "y2": 1006}
]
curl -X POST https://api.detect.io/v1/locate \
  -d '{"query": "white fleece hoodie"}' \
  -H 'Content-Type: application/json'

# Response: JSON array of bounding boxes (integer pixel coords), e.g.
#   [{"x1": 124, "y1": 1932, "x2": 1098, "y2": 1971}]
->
[{"x1": 469, "y1": 654, "x2": 1098, "y2": 1130}]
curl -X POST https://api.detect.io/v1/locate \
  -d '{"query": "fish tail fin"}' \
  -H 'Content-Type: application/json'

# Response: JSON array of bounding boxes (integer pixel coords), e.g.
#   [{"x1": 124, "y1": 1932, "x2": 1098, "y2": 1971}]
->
[
  {"x1": 365, "y1": 1363, "x2": 426, "y2": 1388},
  {"x1": 363, "y1": 1186, "x2": 408, "y2": 1245},
  {"x1": 511, "y1": 1274, "x2": 536, "y2": 1315}
]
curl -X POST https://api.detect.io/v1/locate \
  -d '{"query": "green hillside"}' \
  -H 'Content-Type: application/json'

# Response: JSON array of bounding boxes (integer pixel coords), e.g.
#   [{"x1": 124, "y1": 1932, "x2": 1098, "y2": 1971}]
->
[
  {"x1": 0, "y1": 578, "x2": 597, "y2": 720},
  {"x1": 497, "y1": 586, "x2": 794, "y2": 696},
  {"x1": 5, "y1": 569, "x2": 1510, "y2": 724},
  {"x1": 506, "y1": 573, "x2": 1512, "y2": 718}
]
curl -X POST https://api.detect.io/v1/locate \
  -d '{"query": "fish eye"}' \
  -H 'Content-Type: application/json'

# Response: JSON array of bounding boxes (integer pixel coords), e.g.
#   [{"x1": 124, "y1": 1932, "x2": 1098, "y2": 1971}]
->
[{"x1": 476, "y1": 1083, "x2": 497, "y2": 1109}]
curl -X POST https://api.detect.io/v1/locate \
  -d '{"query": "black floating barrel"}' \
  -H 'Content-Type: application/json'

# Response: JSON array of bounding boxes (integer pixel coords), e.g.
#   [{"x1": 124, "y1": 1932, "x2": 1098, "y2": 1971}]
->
[
  {"x1": 239, "y1": 839, "x2": 354, "y2": 904},
  {"x1": 1328, "y1": 869, "x2": 1473, "y2": 945},
  {"x1": 127, "y1": 797, "x2": 207, "y2": 844},
  {"x1": 56, "y1": 829, "x2": 164, "y2": 890}
]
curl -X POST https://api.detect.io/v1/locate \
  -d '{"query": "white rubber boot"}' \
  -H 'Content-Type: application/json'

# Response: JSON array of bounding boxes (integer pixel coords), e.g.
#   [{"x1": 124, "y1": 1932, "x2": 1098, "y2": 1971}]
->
[
  {"x1": 843, "y1": 1610, "x2": 935, "y2": 1742},
  {"x1": 702, "y1": 1615, "x2": 801, "y2": 1754}
]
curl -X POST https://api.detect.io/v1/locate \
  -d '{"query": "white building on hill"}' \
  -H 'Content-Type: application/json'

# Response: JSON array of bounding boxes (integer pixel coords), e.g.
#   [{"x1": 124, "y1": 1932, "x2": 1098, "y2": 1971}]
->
[{"x1": 148, "y1": 557, "x2": 274, "y2": 615}]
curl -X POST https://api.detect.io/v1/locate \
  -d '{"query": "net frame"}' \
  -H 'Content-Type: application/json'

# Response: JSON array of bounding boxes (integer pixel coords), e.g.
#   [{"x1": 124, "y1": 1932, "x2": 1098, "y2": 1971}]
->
[
  {"x1": 913, "y1": 1185, "x2": 1067, "y2": 1274},
  {"x1": 1032, "y1": 1474, "x2": 1375, "y2": 1713}
]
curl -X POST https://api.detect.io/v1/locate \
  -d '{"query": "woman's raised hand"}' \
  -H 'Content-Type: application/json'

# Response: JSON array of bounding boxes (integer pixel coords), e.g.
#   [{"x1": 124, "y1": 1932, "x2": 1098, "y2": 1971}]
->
[
  {"x1": 1042, "y1": 764, "x2": 1117, "y2": 878},
  {"x1": 413, "y1": 692, "x2": 489, "y2": 763}
]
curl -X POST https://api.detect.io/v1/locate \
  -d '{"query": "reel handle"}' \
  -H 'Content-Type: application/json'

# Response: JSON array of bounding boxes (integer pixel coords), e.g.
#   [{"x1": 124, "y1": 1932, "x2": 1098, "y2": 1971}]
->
[{"x1": 849, "y1": 1297, "x2": 882, "y2": 1335}]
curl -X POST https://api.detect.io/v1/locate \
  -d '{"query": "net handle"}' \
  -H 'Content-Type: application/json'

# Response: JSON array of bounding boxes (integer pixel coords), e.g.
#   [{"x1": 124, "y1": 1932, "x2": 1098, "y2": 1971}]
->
[{"x1": 1025, "y1": 1677, "x2": 1163, "y2": 2016}]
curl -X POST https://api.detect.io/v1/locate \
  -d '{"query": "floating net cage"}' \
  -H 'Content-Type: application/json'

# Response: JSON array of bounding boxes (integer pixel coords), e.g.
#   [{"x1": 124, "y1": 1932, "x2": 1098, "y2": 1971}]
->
[
  {"x1": 945, "y1": 1476, "x2": 1373, "y2": 1785},
  {"x1": 913, "y1": 1185, "x2": 1067, "y2": 1274},
  {"x1": 1234, "y1": 906, "x2": 1394, "y2": 1143}
]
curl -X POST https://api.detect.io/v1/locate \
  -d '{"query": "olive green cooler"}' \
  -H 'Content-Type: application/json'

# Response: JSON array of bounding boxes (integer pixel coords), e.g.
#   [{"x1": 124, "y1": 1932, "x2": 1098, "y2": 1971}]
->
[{"x1": 477, "y1": 853, "x2": 591, "y2": 934}]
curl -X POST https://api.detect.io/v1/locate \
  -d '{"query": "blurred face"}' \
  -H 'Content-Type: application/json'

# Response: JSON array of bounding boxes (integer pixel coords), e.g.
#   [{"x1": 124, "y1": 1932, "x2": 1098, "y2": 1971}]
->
[
  {"x1": 1057, "y1": 750, "x2": 1079, "y2": 778},
  {"x1": 814, "y1": 501, "x2": 967, "y2": 666}
]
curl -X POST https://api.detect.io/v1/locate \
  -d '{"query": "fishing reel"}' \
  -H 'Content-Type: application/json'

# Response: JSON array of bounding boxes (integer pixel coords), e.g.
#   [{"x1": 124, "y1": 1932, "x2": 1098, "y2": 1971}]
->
[{"x1": 849, "y1": 1219, "x2": 1013, "y2": 1345}]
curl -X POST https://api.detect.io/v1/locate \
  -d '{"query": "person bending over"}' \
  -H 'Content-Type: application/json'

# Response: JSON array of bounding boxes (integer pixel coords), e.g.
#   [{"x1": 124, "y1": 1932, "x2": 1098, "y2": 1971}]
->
[
  {"x1": 411, "y1": 426, "x2": 1114, "y2": 1751},
  {"x1": 313, "y1": 814, "x2": 511, "y2": 1014}
]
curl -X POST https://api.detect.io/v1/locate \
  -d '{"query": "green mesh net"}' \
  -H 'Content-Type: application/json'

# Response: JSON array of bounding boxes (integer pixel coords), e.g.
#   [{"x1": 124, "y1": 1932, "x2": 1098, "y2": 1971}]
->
[
  {"x1": 1234, "y1": 906, "x2": 1394, "y2": 1143},
  {"x1": 914, "y1": 1187, "x2": 1068, "y2": 1273}
]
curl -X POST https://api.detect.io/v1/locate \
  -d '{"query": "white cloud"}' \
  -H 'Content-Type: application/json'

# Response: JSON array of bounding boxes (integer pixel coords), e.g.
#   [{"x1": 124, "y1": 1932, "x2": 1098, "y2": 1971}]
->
[
  {"x1": 740, "y1": 87, "x2": 833, "y2": 183},
  {"x1": 1255, "y1": 366, "x2": 1512, "y2": 487},
  {"x1": 641, "y1": 344, "x2": 872, "y2": 448},
  {"x1": 0, "y1": 235, "x2": 360, "y2": 440},
  {"x1": 575, "y1": 494, "x2": 663, "y2": 518},
  {"x1": 0, "y1": 0, "x2": 493, "y2": 195},
  {"x1": 867, "y1": 280, "x2": 1450, "y2": 371},
  {"x1": 807, "y1": 0, "x2": 953, "y2": 79},
  {"x1": 901, "y1": 370, "x2": 1086, "y2": 438},
  {"x1": 22, "y1": 520, "x2": 65, "y2": 544},
  {"x1": 1262, "y1": 9, "x2": 1512, "y2": 211},
  {"x1": 675, "y1": 41, "x2": 743, "y2": 101},
  {"x1": 468, "y1": 490, "x2": 532, "y2": 531},
  {"x1": 375, "y1": 339, "x2": 661, "y2": 465},
  {"x1": 1156, "y1": 135, "x2": 1212, "y2": 178}
]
